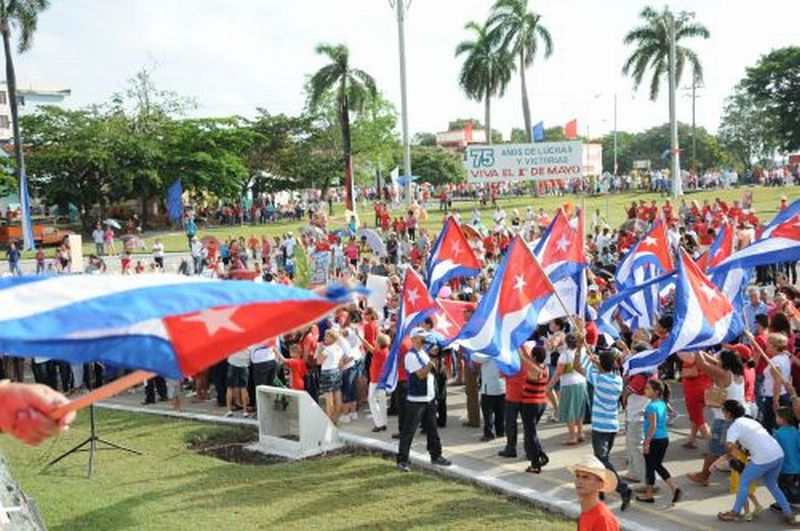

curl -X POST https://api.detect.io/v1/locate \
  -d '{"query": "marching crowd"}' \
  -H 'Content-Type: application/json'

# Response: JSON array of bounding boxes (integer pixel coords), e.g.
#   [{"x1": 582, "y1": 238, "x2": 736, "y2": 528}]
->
[{"x1": 4, "y1": 188, "x2": 800, "y2": 528}]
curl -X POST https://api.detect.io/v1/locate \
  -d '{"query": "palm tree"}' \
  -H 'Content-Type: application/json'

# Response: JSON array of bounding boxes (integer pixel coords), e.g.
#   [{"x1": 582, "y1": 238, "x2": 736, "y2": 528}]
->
[
  {"x1": 487, "y1": 0, "x2": 552, "y2": 142},
  {"x1": 0, "y1": 1, "x2": 50, "y2": 208},
  {"x1": 622, "y1": 6, "x2": 709, "y2": 101},
  {"x1": 455, "y1": 21, "x2": 515, "y2": 145},
  {"x1": 308, "y1": 43, "x2": 376, "y2": 211}
]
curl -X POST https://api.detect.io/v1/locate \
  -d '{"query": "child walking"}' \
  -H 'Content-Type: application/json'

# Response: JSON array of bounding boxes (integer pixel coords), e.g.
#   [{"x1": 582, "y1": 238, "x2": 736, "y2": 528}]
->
[{"x1": 637, "y1": 380, "x2": 683, "y2": 505}]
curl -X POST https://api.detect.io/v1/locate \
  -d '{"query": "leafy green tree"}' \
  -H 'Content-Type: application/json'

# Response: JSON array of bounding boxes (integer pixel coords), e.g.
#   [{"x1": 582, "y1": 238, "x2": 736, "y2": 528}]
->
[
  {"x1": 22, "y1": 106, "x2": 120, "y2": 232},
  {"x1": 616, "y1": 122, "x2": 730, "y2": 172},
  {"x1": 455, "y1": 21, "x2": 514, "y2": 146},
  {"x1": 544, "y1": 125, "x2": 565, "y2": 142},
  {"x1": 413, "y1": 132, "x2": 437, "y2": 146},
  {"x1": 487, "y1": 0, "x2": 553, "y2": 142},
  {"x1": 741, "y1": 46, "x2": 800, "y2": 153},
  {"x1": 718, "y1": 83, "x2": 775, "y2": 170},
  {"x1": 509, "y1": 128, "x2": 527, "y2": 143},
  {"x1": 308, "y1": 43, "x2": 377, "y2": 205},
  {"x1": 401, "y1": 146, "x2": 465, "y2": 186},
  {"x1": 622, "y1": 6, "x2": 709, "y2": 100},
  {"x1": 0, "y1": 0, "x2": 50, "y2": 228},
  {"x1": 445, "y1": 118, "x2": 502, "y2": 142}
]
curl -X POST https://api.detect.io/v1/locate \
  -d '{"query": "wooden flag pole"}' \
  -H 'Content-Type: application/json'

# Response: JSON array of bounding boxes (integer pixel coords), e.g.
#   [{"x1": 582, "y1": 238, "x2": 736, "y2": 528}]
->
[{"x1": 50, "y1": 370, "x2": 155, "y2": 421}]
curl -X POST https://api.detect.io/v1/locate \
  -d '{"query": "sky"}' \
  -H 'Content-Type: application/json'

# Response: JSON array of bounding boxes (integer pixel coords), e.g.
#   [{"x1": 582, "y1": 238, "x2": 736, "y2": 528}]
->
[{"x1": 15, "y1": 0, "x2": 800, "y2": 141}]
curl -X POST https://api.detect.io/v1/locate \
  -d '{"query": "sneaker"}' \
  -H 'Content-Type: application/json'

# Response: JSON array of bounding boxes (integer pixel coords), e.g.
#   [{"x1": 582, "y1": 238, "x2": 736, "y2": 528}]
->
[
  {"x1": 371, "y1": 426, "x2": 387, "y2": 433},
  {"x1": 224, "y1": 411, "x2": 234, "y2": 417},
  {"x1": 497, "y1": 449, "x2": 517, "y2": 458},
  {"x1": 350, "y1": 412, "x2": 359, "y2": 421},
  {"x1": 621, "y1": 489, "x2": 632, "y2": 512},
  {"x1": 431, "y1": 456, "x2": 451, "y2": 466},
  {"x1": 480, "y1": 434, "x2": 495, "y2": 442},
  {"x1": 396, "y1": 462, "x2": 410, "y2": 473},
  {"x1": 339, "y1": 415, "x2": 351, "y2": 424}
]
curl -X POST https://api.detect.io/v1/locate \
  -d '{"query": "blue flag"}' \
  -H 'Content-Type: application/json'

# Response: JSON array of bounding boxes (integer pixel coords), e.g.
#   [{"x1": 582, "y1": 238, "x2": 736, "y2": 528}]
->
[
  {"x1": 167, "y1": 179, "x2": 183, "y2": 224},
  {"x1": 532, "y1": 121, "x2": 545, "y2": 142},
  {"x1": 19, "y1": 167, "x2": 34, "y2": 251}
]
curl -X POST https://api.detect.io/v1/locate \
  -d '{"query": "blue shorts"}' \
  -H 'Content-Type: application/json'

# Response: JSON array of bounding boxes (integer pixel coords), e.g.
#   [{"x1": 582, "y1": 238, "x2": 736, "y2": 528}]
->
[
  {"x1": 319, "y1": 369, "x2": 342, "y2": 395},
  {"x1": 709, "y1": 418, "x2": 730, "y2": 456},
  {"x1": 341, "y1": 365, "x2": 360, "y2": 403}
]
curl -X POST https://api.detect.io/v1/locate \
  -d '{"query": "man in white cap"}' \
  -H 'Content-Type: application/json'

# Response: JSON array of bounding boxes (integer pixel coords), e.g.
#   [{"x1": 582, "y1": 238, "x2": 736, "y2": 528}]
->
[
  {"x1": 571, "y1": 454, "x2": 620, "y2": 531},
  {"x1": 396, "y1": 327, "x2": 451, "y2": 472}
]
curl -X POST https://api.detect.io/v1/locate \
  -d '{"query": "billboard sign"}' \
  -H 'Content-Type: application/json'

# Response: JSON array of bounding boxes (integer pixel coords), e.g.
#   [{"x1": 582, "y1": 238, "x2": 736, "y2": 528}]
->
[{"x1": 465, "y1": 141, "x2": 583, "y2": 183}]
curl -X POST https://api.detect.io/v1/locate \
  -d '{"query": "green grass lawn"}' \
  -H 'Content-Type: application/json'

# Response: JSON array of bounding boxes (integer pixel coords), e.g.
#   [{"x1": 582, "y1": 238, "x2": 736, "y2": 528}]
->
[
  {"x1": 20, "y1": 185, "x2": 791, "y2": 259},
  {"x1": 3, "y1": 409, "x2": 572, "y2": 530}
]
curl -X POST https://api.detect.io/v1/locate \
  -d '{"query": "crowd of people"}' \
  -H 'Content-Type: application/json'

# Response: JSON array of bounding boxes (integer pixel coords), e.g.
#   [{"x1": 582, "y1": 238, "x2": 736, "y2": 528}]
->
[{"x1": 3, "y1": 187, "x2": 800, "y2": 528}]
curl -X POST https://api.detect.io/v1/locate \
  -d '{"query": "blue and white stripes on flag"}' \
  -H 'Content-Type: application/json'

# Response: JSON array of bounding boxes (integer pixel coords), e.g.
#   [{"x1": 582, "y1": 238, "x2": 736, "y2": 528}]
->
[
  {"x1": 623, "y1": 250, "x2": 744, "y2": 376},
  {"x1": 19, "y1": 167, "x2": 34, "y2": 251},
  {"x1": 167, "y1": 178, "x2": 184, "y2": 224}
]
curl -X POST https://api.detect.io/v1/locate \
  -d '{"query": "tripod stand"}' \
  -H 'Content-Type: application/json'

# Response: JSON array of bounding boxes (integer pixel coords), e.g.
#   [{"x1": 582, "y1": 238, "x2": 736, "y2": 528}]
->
[{"x1": 44, "y1": 404, "x2": 141, "y2": 477}]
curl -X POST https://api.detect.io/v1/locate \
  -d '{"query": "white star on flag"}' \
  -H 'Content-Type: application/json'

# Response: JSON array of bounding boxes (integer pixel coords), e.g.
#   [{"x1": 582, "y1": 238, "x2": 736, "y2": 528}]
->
[
  {"x1": 434, "y1": 313, "x2": 453, "y2": 335},
  {"x1": 698, "y1": 284, "x2": 718, "y2": 302},
  {"x1": 181, "y1": 307, "x2": 245, "y2": 336},
  {"x1": 643, "y1": 236, "x2": 657, "y2": 247},
  {"x1": 556, "y1": 235, "x2": 570, "y2": 252},
  {"x1": 513, "y1": 274, "x2": 527, "y2": 293},
  {"x1": 406, "y1": 288, "x2": 420, "y2": 309},
  {"x1": 450, "y1": 242, "x2": 462, "y2": 257}
]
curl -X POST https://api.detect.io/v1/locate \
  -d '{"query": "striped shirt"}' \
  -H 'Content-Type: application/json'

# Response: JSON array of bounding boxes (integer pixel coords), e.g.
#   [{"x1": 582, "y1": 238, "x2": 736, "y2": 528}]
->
[
  {"x1": 581, "y1": 351, "x2": 623, "y2": 433},
  {"x1": 522, "y1": 365, "x2": 549, "y2": 404}
]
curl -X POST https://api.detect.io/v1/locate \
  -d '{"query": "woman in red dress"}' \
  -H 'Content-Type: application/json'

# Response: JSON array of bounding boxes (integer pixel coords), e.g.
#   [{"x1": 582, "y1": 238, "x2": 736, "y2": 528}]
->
[{"x1": 677, "y1": 352, "x2": 711, "y2": 448}]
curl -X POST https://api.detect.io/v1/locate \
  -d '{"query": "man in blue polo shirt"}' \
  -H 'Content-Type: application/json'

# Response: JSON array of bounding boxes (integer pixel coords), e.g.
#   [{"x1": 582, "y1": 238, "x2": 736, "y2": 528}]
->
[{"x1": 396, "y1": 328, "x2": 452, "y2": 472}]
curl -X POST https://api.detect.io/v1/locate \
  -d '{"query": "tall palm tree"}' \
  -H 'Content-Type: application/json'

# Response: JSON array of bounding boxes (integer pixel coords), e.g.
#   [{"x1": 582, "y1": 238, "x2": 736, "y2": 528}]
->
[
  {"x1": 0, "y1": 1, "x2": 50, "y2": 206},
  {"x1": 455, "y1": 21, "x2": 515, "y2": 145},
  {"x1": 622, "y1": 6, "x2": 709, "y2": 101},
  {"x1": 308, "y1": 43, "x2": 376, "y2": 212},
  {"x1": 488, "y1": 0, "x2": 552, "y2": 142}
]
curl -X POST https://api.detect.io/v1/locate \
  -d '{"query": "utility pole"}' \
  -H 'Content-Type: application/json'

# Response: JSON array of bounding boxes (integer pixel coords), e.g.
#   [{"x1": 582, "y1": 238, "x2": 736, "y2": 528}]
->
[
  {"x1": 667, "y1": 9, "x2": 681, "y2": 199},
  {"x1": 391, "y1": 0, "x2": 412, "y2": 205}
]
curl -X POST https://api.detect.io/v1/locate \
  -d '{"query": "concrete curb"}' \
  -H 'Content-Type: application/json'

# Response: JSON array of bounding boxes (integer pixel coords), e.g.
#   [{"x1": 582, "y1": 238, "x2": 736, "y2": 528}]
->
[{"x1": 97, "y1": 402, "x2": 654, "y2": 531}]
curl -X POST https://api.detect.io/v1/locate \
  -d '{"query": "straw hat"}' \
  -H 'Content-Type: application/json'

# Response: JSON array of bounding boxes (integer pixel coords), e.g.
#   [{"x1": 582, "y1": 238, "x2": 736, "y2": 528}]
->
[{"x1": 568, "y1": 454, "x2": 618, "y2": 493}]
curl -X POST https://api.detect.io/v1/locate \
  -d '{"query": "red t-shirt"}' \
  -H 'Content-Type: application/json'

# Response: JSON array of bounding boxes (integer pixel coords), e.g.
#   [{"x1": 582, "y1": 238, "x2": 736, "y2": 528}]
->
[
  {"x1": 504, "y1": 367, "x2": 527, "y2": 402},
  {"x1": 370, "y1": 347, "x2": 388, "y2": 383},
  {"x1": 585, "y1": 321, "x2": 599, "y2": 347},
  {"x1": 363, "y1": 320, "x2": 379, "y2": 350},
  {"x1": 284, "y1": 358, "x2": 307, "y2": 390},
  {"x1": 578, "y1": 502, "x2": 620, "y2": 531}
]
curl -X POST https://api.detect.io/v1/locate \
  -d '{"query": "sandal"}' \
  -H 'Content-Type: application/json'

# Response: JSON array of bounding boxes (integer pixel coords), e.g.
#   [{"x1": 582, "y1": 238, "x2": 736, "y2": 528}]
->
[
  {"x1": 681, "y1": 441, "x2": 698, "y2": 449},
  {"x1": 717, "y1": 511, "x2": 742, "y2": 522},
  {"x1": 635, "y1": 496, "x2": 655, "y2": 503}
]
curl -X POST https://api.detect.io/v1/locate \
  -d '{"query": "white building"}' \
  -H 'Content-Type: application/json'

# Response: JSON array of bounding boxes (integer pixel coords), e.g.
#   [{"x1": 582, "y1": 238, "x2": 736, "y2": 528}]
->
[{"x1": 0, "y1": 83, "x2": 71, "y2": 141}]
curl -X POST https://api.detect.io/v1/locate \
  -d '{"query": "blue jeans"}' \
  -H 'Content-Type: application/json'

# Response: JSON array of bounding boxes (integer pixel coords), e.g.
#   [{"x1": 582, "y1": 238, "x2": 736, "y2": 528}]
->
[{"x1": 734, "y1": 457, "x2": 792, "y2": 516}]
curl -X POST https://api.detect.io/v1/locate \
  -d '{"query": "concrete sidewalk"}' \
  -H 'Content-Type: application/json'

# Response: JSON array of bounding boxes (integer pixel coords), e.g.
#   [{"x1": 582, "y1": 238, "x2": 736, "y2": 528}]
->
[{"x1": 98, "y1": 382, "x2": 796, "y2": 531}]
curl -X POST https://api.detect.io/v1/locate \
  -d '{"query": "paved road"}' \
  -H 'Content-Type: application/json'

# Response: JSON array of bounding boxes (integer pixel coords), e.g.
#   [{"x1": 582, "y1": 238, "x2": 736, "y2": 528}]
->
[{"x1": 100, "y1": 382, "x2": 793, "y2": 531}]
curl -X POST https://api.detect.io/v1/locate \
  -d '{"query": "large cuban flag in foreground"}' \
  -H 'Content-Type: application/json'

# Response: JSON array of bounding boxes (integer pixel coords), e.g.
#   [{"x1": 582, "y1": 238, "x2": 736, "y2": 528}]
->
[
  {"x1": 0, "y1": 275, "x2": 356, "y2": 379},
  {"x1": 623, "y1": 249, "x2": 744, "y2": 375},
  {"x1": 378, "y1": 267, "x2": 437, "y2": 393},
  {"x1": 426, "y1": 217, "x2": 481, "y2": 298},
  {"x1": 453, "y1": 236, "x2": 554, "y2": 375},
  {"x1": 533, "y1": 208, "x2": 587, "y2": 323}
]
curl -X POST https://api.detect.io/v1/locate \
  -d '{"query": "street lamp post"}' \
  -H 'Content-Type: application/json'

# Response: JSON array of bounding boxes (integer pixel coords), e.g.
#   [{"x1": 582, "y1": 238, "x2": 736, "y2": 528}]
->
[
  {"x1": 391, "y1": 0, "x2": 413, "y2": 205},
  {"x1": 667, "y1": 9, "x2": 681, "y2": 199}
]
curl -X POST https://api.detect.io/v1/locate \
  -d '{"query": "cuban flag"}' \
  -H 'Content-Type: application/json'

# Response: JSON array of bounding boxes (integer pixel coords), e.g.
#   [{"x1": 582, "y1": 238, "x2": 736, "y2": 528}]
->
[
  {"x1": 533, "y1": 208, "x2": 587, "y2": 323},
  {"x1": 596, "y1": 271, "x2": 673, "y2": 339},
  {"x1": 430, "y1": 298, "x2": 472, "y2": 342},
  {"x1": 760, "y1": 198, "x2": 800, "y2": 239},
  {"x1": 452, "y1": 236, "x2": 554, "y2": 375},
  {"x1": 0, "y1": 275, "x2": 357, "y2": 378},
  {"x1": 712, "y1": 212, "x2": 800, "y2": 272},
  {"x1": 624, "y1": 249, "x2": 744, "y2": 375},
  {"x1": 614, "y1": 221, "x2": 674, "y2": 330},
  {"x1": 426, "y1": 217, "x2": 481, "y2": 298},
  {"x1": 377, "y1": 267, "x2": 437, "y2": 393},
  {"x1": 697, "y1": 223, "x2": 734, "y2": 272}
]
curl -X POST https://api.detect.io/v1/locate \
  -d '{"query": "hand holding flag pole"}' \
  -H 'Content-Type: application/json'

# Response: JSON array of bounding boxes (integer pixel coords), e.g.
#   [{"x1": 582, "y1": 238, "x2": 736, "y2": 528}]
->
[
  {"x1": 50, "y1": 370, "x2": 155, "y2": 421},
  {"x1": 744, "y1": 330, "x2": 781, "y2": 382}
]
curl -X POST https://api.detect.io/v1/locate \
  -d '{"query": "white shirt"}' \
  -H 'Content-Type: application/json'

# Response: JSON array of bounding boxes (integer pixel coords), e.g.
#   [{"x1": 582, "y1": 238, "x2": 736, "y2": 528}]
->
[
  {"x1": 152, "y1": 242, "x2": 164, "y2": 258},
  {"x1": 319, "y1": 341, "x2": 345, "y2": 371},
  {"x1": 559, "y1": 349, "x2": 586, "y2": 387},
  {"x1": 227, "y1": 350, "x2": 250, "y2": 368},
  {"x1": 726, "y1": 417, "x2": 784, "y2": 465},
  {"x1": 405, "y1": 348, "x2": 435, "y2": 402},
  {"x1": 763, "y1": 352, "x2": 792, "y2": 397},
  {"x1": 92, "y1": 229, "x2": 105, "y2": 244},
  {"x1": 341, "y1": 328, "x2": 362, "y2": 370},
  {"x1": 250, "y1": 341, "x2": 277, "y2": 364},
  {"x1": 626, "y1": 394, "x2": 649, "y2": 423}
]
